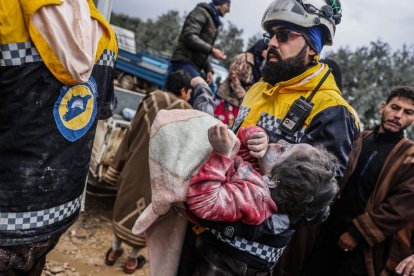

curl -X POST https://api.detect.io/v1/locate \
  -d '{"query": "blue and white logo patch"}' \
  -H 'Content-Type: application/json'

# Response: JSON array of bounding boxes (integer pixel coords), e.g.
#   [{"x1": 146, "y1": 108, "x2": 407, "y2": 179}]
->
[{"x1": 53, "y1": 77, "x2": 98, "y2": 142}]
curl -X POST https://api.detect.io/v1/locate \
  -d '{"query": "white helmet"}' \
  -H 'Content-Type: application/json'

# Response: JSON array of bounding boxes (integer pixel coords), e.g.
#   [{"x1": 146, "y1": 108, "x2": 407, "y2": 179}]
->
[{"x1": 261, "y1": 0, "x2": 342, "y2": 46}]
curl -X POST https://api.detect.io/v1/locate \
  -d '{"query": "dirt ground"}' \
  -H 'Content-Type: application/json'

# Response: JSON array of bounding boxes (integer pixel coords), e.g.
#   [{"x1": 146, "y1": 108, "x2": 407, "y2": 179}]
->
[{"x1": 42, "y1": 193, "x2": 150, "y2": 276}]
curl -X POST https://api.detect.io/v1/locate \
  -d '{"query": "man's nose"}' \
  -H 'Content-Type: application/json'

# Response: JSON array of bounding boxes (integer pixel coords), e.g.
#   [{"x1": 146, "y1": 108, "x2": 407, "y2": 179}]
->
[
  {"x1": 269, "y1": 35, "x2": 280, "y2": 48},
  {"x1": 394, "y1": 110, "x2": 404, "y2": 118}
]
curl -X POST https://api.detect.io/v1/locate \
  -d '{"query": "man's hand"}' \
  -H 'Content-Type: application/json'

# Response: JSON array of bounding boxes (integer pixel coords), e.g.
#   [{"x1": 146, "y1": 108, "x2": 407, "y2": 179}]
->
[
  {"x1": 206, "y1": 72, "x2": 214, "y2": 85},
  {"x1": 247, "y1": 131, "x2": 268, "y2": 158},
  {"x1": 208, "y1": 124, "x2": 233, "y2": 157},
  {"x1": 191, "y1": 76, "x2": 208, "y2": 87},
  {"x1": 396, "y1": 254, "x2": 414, "y2": 276},
  {"x1": 337, "y1": 232, "x2": 358, "y2": 252},
  {"x1": 211, "y1": 48, "x2": 227, "y2": 60}
]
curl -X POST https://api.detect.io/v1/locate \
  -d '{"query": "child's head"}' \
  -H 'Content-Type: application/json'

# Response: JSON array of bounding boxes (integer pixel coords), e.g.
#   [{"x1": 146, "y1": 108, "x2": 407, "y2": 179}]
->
[{"x1": 261, "y1": 141, "x2": 339, "y2": 223}]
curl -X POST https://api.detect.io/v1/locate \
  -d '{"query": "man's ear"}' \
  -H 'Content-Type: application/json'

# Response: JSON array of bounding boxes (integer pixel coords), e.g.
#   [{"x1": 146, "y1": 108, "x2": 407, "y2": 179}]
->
[
  {"x1": 308, "y1": 48, "x2": 316, "y2": 56},
  {"x1": 379, "y1": 102, "x2": 387, "y2": 114},
  {"x1": 179, "y1": 87, "x2": 186, "y2": 98}
]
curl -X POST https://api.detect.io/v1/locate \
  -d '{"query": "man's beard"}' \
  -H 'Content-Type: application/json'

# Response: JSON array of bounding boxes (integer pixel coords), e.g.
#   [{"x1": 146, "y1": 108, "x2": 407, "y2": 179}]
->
[
  {"x1": 380, "y1": 116, "x2": 406, "y2": 133},
  {"x1": 262, "y1": 44, "x2": 310, "y2": 85}
]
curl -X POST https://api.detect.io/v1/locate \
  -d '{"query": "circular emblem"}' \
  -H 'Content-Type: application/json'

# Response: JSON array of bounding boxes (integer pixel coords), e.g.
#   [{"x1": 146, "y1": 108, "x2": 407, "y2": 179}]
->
[{"x1": 53, "y1": 77, "x2": 97, "y2": 142}]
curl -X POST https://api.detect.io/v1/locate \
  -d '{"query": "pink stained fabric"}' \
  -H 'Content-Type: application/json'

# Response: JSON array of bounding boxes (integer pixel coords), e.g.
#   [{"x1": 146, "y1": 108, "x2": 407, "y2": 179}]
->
[{"x1": 187, "y1": 126, "x2": 277, "y2": 225}]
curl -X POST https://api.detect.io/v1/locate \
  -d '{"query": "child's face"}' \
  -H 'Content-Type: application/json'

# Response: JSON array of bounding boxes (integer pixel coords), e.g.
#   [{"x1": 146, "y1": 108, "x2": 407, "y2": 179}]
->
[{"x1": 259, "y1": 140, "x2": 314, "y2": 176}]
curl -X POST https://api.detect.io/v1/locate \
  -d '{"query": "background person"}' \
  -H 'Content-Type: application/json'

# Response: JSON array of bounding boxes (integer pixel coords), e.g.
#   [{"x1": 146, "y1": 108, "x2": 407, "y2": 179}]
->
[
  {"x1": 170, "y1": 0, "x2": 229, "y2": 84},
  {"x1": 214, "y1": 39, "x2": 268, "y2": 127},
  {"x1": 169, "y1": 0, "x2": 230, "y2": 114},
  {"x1": 308, "y1": 86, "x2": 414, "y2": 276},
  {"x1": 0, "y1": 1, "x2": 117, "y2": 274}
]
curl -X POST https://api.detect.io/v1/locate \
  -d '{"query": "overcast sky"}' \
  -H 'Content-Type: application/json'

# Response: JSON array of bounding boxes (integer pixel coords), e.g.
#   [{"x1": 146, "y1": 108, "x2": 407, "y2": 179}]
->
[{"x1": 111, "y1": 0, "x2": 413, "y2": 53}]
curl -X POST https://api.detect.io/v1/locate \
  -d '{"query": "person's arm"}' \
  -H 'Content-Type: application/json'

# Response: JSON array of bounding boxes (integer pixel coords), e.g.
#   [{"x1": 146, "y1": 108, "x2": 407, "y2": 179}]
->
[
  {"x1": 350, "y1": 162, "x2": 414, "y2": 249},
  {"x1": 191, "y1": 77, "x2": 215, "y2": 115},
  {"x1": 186, "y1": 124, "x2": 276, "y2": 225}
]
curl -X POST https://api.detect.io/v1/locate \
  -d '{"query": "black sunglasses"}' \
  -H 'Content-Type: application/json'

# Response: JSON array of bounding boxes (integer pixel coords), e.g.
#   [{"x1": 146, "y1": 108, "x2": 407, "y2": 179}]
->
[{"x1": 263, "y1": 29, "x2": 303, "y2": 45}]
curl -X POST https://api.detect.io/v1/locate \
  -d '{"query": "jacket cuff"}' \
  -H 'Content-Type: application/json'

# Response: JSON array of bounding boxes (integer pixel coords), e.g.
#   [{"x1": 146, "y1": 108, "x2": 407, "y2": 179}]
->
[
  {"x1": 353, "y1": 213, "x2": 386, "y2": 246},
  {"x1": 348, "y1": 224, "x2": 364, "y2": 243}
]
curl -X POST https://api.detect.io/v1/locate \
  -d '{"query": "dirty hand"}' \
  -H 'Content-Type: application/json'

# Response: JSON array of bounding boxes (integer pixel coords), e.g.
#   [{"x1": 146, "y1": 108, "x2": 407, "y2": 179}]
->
[
  {"x1": 206, "y1": 72, "x2": 214, "y2": 85},
  {"x1": 211, "y1": 48, "x2": 227, "y2": 60},
  {"x1": 191, "y1": 76, "x2": 208, "y2": 87},
  {"x1": 396, "y1": 254, "x2": 414, "y2": 276},
  {"x1": 208, "y1": 124, "x2": 233, "y2": 157},
  {"x1": 337, "y1": 232, "x2": 358, "y2": 252},
  {"x1": 247, "y1": 131, "x2": 268, "y2": 158}
]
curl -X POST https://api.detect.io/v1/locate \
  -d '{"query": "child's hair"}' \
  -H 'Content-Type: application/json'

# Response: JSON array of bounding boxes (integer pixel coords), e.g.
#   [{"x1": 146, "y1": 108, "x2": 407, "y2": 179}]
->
[
  {"x1": 268, "y1": 144, "x2": 339, "y2": 223},
  {"x1": 165, "y1": 70, "x2": 192, "y2": 96}
]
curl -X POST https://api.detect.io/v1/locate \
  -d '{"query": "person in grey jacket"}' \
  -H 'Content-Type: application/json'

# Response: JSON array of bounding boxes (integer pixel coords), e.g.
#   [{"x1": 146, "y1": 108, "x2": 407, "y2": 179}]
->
[{"x1": 170, "y1": 0, "x2": 229, "y2": 86}]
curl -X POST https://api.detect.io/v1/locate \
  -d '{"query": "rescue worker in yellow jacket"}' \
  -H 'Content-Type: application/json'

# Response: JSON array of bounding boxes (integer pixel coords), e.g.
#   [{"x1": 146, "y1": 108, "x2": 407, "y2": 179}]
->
[
  {"x1": 0, "y1": 1, "x2": 117, "y2": 274},
  {"x1": 231, "y1": 0, "x2": 359, "y2": 275},
  {"x1": 234, "y1": 0, "x2": 358, "y2": 178},
  {"x1": 176, "y1": 0, "x2": 360, "y2": 275}
]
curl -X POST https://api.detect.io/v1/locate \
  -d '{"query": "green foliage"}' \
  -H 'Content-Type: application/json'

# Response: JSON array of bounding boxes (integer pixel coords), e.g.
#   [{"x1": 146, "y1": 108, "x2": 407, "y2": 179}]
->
[
  {"x1": 324, "y1": 41, "x2": 414, "y2": 136},
  {"x1": 111, "y1": 11, "x2": 182, "y2": 57},
  {"x1": 110, "y1": 13, "x2": 143, "y2": 30},
  {"x1": 142, "y1": 11, "x2": 182, "y2": 55},
  {"x1": 246, "y1": 32, "x2": 264, "y2": 50},
  {"x1": 215, "y1": 21, "x2": 245, "y2": 68}
]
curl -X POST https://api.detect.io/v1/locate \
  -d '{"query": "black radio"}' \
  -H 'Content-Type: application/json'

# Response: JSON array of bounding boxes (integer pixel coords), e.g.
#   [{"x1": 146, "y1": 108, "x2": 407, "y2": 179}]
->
[
  {"x1": 279, "y1": 96, "x2": 314, "y2": 136},
  {"x1": 278, "y1": 68, "x2": 332, "y2": 137}
]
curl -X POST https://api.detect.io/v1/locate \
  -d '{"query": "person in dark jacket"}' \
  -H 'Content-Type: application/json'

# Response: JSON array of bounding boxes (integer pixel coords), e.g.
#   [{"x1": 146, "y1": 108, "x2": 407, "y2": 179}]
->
[
  {"x1": 170, "y1": 1, "x2": 230, "y2": 115},
  {"x1": 171, "y1": 0, "x2": 230, "y2": 84},
  {"x1": 0, "y1": 1, "x2": 117, "y2": 275},
  {"x1": 308, "y1": 86, "x2": 414, "y2": 276}
]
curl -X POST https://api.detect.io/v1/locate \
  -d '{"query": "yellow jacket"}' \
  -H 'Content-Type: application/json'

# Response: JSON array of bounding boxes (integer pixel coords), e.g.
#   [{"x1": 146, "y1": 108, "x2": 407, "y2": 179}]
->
[
  {"x1": 235, "y1": 63, "x2": 359, "y2": 177},
  {"x1": 0, "y1": 0, "x2": 118, "y2": 246},
  {"x1": 0, "y1": 0, "x2": 118, "y2": 84}
]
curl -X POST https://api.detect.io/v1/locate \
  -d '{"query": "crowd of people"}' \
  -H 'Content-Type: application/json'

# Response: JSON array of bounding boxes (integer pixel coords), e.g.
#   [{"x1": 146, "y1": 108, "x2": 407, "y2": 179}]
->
[{"x1": 1, "y1": 0, "x2": 414, "y2": 276}]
